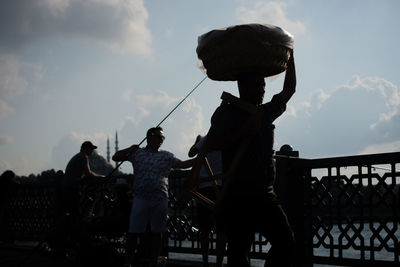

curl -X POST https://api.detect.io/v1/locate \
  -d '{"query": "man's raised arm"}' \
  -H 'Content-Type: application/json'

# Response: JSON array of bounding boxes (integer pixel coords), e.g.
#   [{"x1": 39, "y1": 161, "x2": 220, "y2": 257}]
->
[
  {"x1": 278, "y1": 50, "x2": 296, "y2": 103},
  {"x1": 112, "y1": 145, "x2": 139, "y2": 162}
]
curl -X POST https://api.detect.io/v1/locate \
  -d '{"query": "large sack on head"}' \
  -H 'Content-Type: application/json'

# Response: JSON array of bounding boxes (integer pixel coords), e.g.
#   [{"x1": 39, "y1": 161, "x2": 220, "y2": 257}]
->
[{"x1": 196, "y1": 24, "x2": 294, "y2": 81}]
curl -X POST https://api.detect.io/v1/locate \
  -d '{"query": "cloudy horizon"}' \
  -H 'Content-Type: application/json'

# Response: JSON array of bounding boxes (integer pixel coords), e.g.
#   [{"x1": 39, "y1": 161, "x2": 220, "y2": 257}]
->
[{"x1": 1, "y1": 0, "x2": 399, "y2": 176}]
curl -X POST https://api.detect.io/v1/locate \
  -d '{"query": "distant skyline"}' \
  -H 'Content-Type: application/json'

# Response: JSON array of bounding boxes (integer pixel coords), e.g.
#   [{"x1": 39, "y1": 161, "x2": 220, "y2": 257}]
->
[{"x1": 1, "y1": 0, "x2": 399, "y2": 175}]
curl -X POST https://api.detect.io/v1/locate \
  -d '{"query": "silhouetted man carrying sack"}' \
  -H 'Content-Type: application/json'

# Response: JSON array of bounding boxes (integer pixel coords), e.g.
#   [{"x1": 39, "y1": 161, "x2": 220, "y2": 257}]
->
[{"x1": 201, "y1": 51, "x2": 296, "y2": 267}]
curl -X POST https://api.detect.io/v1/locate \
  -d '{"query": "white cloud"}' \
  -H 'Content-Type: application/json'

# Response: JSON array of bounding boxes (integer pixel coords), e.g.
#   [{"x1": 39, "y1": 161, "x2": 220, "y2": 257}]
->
[
  {"x1": 136, "y1": 91, "x2": 177, "y2": 108},
  {"x1": 276, "y1": 75, "x2": 400, "y2": 158},
  {"x1": 358, "y1": 140, "x2": 400, "y2": 155},
  {"x1": 0, "y1": 55, "x2": 44, "y2": 118},
  {"x1": 0, "y1": 156, "x2": 33, "y2": 176},
  {"x1": 0, "y1": 0, "x2": 152, "y2": 55},
  {"x1": 165, "y1": 28, "x2": 174, "y2": 38},
  {"x1": 302, "y1": 89, "x2": 330, "y2": 110},
  {"x1": 120, "y1": 91, "x2": 178, "y2": 128},
  {"x1": 236, "y1": 1, "x2": 306, "y2": 36},
  {"x1": 37, "y1": 0, "x2": 70, "y2": 16},
  {"x1": 0, "y1": 55, "x2": 44, "y2": 99},
  {"x1": 122, "y1": 89, "x2": 133, "y2": 102},
  {"x1": 0, "y1": 135, "x2": 14, "y2": 145},
  {"x1": 346, "y1": 76, "x2": 400, "y2": 130},
  {"x1": 0, "y1": 159, "x2": 12, "y2": 172},
  {"x1": 164, "y1": 98, "x2": 204, "y2": 153},
  {"x1": 122, "y1": 109, "x2": 149, "y2": 127},
  {"x1": 285, "y1": 105, "x2": 296, "y2": 117},
  {"x1": 0, "y1": 99, "x2": 14, "y2": 118}
]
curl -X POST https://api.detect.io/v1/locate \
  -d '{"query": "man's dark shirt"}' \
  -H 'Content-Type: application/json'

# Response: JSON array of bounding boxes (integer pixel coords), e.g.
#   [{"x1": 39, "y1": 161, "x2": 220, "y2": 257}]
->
[
  {"x1": 63, "y1": 152, "x2": 88, "y2": 191},
  {"x1": 207, "y1": 93, "x2": 286, "y2": 196}
]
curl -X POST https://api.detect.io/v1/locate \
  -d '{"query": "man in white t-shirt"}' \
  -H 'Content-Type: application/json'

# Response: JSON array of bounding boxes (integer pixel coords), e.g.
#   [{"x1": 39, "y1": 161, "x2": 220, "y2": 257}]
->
[{"x1": 112, "y1": 127, "x2": 195, "y2": 265}]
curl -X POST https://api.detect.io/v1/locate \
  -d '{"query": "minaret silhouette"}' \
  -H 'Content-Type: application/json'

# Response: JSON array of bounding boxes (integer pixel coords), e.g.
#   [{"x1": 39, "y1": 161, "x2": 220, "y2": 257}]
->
[
  {"x1": 115, "y1": 131, "x2": 119, "y2": 167},
  {"x1": 106, "y1": 136, "x2": 110, "y2": 163}
]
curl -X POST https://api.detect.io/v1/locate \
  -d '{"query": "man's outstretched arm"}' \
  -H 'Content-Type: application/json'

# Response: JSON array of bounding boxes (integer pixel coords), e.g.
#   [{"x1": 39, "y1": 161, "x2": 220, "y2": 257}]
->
[
  {"x1": 174, "y1": 158, "x2": 196, "y2": 169},
  {"x1": 83, "y1": 159, "x2": 104, "y2": 178}
]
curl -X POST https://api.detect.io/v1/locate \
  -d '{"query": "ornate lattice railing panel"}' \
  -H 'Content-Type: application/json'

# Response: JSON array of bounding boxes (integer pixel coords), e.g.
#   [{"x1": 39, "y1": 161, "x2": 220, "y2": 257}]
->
[
  {"x1": 302, "y1": 153, "x2": 400, "y2": 265},
  {"x1": 167, "y1": 170, "x2": 268, "y2": 259},
  {"x1": 1, "y1": 184, "x2": 59, "y2": 241}
]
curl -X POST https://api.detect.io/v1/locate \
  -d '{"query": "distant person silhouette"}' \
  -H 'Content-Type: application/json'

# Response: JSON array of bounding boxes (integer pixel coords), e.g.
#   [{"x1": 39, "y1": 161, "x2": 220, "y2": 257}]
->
[
  {"x1": 112, "y1": 127, "x2": 195, "y2": 266},
  {"x1": 188, "y1": 135, "x2": 226, "y2": 267},
  {"x1": 0, "y1": 170, "x2": 19, "y2": 242},
  {"x1": 202, "y1": 51, "x2": 296, "y2": 267},
  {"x1": 0, "y1": 170, "x2": 19, "y2": 185},
  {"x1": 62, "y1": 141, "x2": 105, "y2": 217}
]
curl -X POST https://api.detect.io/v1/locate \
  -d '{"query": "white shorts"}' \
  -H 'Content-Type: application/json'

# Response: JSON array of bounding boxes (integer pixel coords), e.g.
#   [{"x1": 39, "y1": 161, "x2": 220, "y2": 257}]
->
[{"x1": 128, "y1": 196, "x2": 168, "y2": 233}]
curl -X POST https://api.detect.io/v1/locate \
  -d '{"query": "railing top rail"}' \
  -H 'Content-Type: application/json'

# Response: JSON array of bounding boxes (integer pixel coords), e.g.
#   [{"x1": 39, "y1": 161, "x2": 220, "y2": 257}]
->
[{"x1": 286, "y1": 151, "x2": 400, "y2": 169}]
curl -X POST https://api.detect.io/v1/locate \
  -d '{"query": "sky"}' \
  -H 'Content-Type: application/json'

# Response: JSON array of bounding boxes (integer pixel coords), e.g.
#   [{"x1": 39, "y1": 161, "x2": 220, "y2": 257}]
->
[{"x1": 1, "y1": 0, "x2": 399, "y2": 176}]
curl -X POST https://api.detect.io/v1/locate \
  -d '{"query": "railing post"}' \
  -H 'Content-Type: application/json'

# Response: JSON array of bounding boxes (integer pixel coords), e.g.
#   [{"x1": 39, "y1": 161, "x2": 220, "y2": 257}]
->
[{"x1": 275, "y1": 145, "x2": 313, "y2": 267}]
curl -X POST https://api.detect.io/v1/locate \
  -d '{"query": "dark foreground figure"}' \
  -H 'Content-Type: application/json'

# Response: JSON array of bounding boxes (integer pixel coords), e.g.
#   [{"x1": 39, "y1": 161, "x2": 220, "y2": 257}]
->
[{"x1": 203, "y1": 51, "x2": 297, "y2": 267}]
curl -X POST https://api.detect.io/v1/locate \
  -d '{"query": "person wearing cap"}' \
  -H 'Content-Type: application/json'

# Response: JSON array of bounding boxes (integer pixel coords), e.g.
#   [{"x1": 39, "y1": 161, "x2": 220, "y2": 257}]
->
[
  {"x1": 62, "y1": 141, "x2": 105, "y2": 216},
  {"x1": 112, "y1": 126, "x2": 195, "y2": 266}
]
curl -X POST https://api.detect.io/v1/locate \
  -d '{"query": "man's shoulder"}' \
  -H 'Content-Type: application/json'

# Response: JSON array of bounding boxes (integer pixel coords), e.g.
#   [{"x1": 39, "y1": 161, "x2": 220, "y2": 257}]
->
[
  {"x1": 69, "y1": 152, "x2": 87, "y2": 163},
  {"x1": 65, "y1": 152, "x2": 87, "y2": 174},
  {"x1": 212, "y1": 102, "x2": 242, "y2": 118},
  {"x1": 131, "y1": 147, "x2": 146, "y2": 160},
  {"x1": 211, "y1": 102, "x2": 248, "y2": 128},
  {"x1": 135, "y1": 147, "x2": 146, "y2": 153},
  {"x1": 135, "y1": 148, "x2": 175, "y2": 159},
  {"x1": 158, "y1": 150, "x2": 175, "y2": 158}
]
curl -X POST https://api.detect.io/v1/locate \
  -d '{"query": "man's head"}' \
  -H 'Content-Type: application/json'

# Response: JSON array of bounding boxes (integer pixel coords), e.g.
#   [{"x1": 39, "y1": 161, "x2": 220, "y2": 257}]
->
[
  {"x1": 146, "y1": 127, "x2": 165, "y2": 151},
  {"x1": 80, "y1": 141, "x2": 97, "y2": 156},
  {"x1": 237, "y1": 72, "x2": 266, "y2": 105},
  {"x1": 1, "y1": 170, "x2": 17, "y2": 184}
]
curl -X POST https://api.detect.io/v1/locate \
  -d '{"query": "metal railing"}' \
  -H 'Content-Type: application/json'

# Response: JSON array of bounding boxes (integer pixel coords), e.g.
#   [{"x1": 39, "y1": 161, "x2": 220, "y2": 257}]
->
[
  {"x1": 275, "y1": 151, "x2": 400, "y2": 266},
  {"x1": 1, "y1": 152, "x2": 399, "y2": 266}
]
